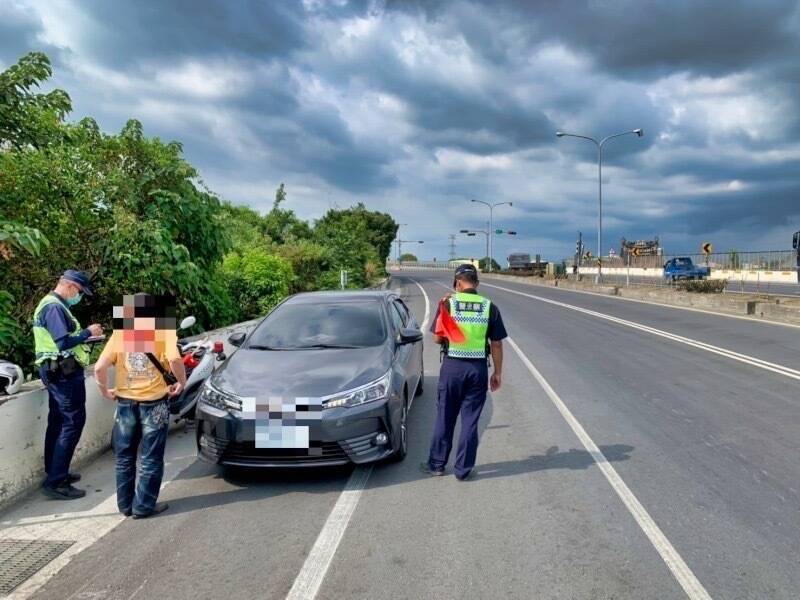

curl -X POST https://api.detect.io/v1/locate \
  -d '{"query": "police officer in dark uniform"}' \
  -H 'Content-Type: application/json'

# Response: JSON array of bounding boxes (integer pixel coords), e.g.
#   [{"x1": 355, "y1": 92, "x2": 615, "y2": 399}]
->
[
  {"x1": 32, "y1": 270, "x2": 103, "y2": 499},
  {"x1": 421, "y1": 264, "x2": 507, "y2": 480}
]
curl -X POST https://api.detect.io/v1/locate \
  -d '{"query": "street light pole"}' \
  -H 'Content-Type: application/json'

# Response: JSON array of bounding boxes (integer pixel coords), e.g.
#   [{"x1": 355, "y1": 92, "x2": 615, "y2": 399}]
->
[
  {"x1": 556, "y1": 128, "x2": 643, "y2": 283},
  {"x1": 469, "y1": 199, "x2": 513, "y2": 272},
  {"x1": 396, "y1": 240, "x2": 424, "y2": 267}
]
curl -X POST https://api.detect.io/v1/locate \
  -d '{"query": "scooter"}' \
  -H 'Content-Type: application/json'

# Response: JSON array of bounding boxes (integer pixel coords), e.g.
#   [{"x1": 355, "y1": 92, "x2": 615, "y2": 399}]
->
[{"x1": 170, "y1": 316, "x2": 226, "y2": 421}]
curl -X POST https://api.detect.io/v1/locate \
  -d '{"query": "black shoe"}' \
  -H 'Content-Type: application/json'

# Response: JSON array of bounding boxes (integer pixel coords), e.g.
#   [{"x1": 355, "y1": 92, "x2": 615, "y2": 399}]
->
[
  {"x1": 121, "y1": 508, "x2": 133, "y2": 517},
  {"x1": 456, "y1": 470, "x2": 476, "y2": 481},
  {"x1": 42, "y1": 483, "x2": 86, "y2": 500},
  {"x1": 132, "y1": 502, "x2": 169, "y2": 519},
  {"x1": 67, "y1": 472, "x2": 81, "y2": 483},
  {"x1": 419, "y1": 462, "x2": 445, "y2": 477}
]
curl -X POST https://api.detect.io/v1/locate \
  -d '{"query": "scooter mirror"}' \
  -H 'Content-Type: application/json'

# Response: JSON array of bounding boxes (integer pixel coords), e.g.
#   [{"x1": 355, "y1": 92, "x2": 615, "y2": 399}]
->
[{"x1": 179, "y1": 316, "x2": 196, "y2": 330}]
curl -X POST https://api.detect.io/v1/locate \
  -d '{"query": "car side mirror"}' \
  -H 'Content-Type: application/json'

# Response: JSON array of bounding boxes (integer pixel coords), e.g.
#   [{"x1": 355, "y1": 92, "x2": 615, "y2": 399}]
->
[
  {"x1": 398, "y1": 328, "x2": 423, "y2": 344},
  {"x1": 179, "y1": 315, "x2": 196, "y2": 330},
  {"x1": 228, "y1": 332, "x2": 246, "y2": 347}
]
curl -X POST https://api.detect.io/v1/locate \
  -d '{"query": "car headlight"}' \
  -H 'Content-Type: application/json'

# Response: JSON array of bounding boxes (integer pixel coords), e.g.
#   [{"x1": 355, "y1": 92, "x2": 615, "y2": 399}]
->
[
  {"x1": 199, "y1": 380, "x2": 242, "y2": 412},
  {"x1": 323, "y1": 371, "x2": 392, "y2": 410}
]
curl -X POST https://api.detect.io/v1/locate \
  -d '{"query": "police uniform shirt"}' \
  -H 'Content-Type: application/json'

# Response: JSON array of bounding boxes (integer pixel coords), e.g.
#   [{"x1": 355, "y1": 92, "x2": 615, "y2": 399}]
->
[
  {"x1": 429, "y1": 288, "x2": 508, "y2": 358},
  {"x1": 41, "y1": 292, "x2": 90, "y2": 352}
]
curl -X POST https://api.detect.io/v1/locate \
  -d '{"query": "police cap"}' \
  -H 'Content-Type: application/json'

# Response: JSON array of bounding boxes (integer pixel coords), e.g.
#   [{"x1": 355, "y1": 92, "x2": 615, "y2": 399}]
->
[{"x1": 62, "y1": 269, "x2": 94, "y2": 296}]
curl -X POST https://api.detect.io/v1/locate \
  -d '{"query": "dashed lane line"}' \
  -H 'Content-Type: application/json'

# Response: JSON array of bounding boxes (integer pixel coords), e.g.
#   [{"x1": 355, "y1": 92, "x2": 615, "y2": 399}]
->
[{"x1": 285, "y1": 277, "x2": 430, "y2": 600}]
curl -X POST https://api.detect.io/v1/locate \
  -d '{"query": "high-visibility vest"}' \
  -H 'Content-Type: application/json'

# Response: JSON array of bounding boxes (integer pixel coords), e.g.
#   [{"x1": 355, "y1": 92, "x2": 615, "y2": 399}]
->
[
  {"x1": 446, "y1": 292, "x2": 491, "y2": 359},
  {"x1": 32, "y1": 294, "x2": 89, "y2": 366}
]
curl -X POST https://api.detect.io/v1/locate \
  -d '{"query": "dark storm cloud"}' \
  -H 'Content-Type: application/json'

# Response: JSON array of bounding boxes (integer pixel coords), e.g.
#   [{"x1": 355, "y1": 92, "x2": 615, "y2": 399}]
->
[
  {"x1": 443, "y1": 0, "x2": 800, "y2": 78},
  {"x1": 0, "y1": 4, "x2": 59, "y2": 66},
  {"x1": 77, "y1": 0, "x2": 309, "y2": 67},
  {"x1": 6, "y1": 0, "x2": 800, "y2": 257}
]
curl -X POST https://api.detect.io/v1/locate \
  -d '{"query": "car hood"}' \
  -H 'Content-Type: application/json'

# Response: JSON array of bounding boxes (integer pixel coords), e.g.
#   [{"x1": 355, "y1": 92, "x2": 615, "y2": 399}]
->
[{"x1": 210, "y1": 345, "x2": 394, "y2": 399}]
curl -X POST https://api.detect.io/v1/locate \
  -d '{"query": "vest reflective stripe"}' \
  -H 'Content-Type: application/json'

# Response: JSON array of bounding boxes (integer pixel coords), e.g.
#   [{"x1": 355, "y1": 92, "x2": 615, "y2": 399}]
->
[
  {"x1": 32, "y1": 295, "x2": 89, "y2": 366},
  {"x1": 446, "y1": 292, "x2": 491, "y2": 359}
]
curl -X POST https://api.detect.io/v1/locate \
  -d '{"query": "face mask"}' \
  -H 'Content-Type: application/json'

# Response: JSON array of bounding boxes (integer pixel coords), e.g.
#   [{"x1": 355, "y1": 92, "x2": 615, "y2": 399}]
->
[{"x1": 66, "y1": 292, "x2": 83, "y2": 306}]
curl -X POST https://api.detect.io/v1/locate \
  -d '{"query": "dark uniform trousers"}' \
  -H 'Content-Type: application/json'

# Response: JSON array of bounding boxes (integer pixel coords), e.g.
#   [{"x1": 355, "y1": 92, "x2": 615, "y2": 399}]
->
[
  {"x1": 428, "y1": 356, "x2": 488, "y2": 478},
  {"x1": 39, "y1": 366, "x2": 87, "y2": 487}
]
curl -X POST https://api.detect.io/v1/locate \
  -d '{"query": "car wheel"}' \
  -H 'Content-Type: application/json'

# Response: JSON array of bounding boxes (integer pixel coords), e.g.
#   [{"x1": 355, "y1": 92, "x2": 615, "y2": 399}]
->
[
  {"x1": 389, "y1": 399, "x2": 408, "y2": 462},
  {"x1": 415, "y1": 359, "x2": 424, "y2": 397}
]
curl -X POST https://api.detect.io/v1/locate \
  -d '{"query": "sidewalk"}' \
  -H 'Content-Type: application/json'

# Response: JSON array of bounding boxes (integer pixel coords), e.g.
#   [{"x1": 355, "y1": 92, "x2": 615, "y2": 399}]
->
[{"x1": 0, "y1": 428, "x2": 197, "y2": 599}]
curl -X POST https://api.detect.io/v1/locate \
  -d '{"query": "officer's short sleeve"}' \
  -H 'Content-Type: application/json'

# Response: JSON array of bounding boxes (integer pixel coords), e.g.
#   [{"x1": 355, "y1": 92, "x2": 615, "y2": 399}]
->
[{"x1": 487, "y1": 304, "x2": 508, "y2": 341}]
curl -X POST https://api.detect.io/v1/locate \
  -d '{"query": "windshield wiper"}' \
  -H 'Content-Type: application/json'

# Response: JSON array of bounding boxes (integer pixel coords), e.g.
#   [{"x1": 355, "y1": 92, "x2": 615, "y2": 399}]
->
[
  {"x1": 291, "y1": 344, "x2": 362, "y2": 350},
  {"x1": 248, "y1": 344, "x2": 282, "y2": 351}
]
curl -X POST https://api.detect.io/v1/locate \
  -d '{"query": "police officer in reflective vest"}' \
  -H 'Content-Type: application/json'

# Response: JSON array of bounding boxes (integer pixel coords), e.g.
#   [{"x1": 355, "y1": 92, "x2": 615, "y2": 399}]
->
[
  {"x1": 33, "y1": 270, "x2": 103, "y2": 499},
  {"x1": 421, "y1": 263, "x2": 507, "y2": 480}
]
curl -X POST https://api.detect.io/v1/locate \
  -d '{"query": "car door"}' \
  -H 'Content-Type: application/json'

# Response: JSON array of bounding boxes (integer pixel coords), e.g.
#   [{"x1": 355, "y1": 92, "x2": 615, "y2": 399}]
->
[
  {"x1": 387, "y1": 297, "x2": 416, "y2": 399},
  {"x1": 396, "y1": 298, "x2": 423, "y2": 380}
]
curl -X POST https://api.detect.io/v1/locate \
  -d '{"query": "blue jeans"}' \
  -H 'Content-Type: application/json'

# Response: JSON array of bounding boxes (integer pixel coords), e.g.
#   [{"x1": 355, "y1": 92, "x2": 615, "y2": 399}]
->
[
  {"x1": 112, "y1": 398, "x2": 170, "y2": 515},
  {"x1": 40, "y1": 365, "x2": 87, "y2": 487},
  {"x1": 427, "y1": 357, "x2": 488, "y2": 478}
]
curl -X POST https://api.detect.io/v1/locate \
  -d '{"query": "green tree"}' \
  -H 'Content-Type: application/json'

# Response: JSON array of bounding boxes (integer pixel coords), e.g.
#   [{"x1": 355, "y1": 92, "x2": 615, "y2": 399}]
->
[
  {"x1": 0, "y1": 52, "x2": 71, "y2": 149},
  {"x1": 729, "y1": 249, "x2": 740, "y2": 270},
  {"x1": 478, "y1": 256, "x2": 502, "y2": 272},
  {"x1": 264, "y1": 183, "x2": 312, "y2": 244},
  {"x1": 399, "y1": 253, "x2": 418, "y2": 262},
  {"x1": 220, "y1": 248, "x2": 293, "y2": 319}
]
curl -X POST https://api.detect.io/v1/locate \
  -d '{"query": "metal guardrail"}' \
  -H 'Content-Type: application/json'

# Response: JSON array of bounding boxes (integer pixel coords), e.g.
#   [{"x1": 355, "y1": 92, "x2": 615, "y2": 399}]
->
[
  {"x1": 386, "y1": 260, "x2": 473, "y2": 271},
  {"x1": 576, "y1": 250, "x2": 797, "y2": 271}
]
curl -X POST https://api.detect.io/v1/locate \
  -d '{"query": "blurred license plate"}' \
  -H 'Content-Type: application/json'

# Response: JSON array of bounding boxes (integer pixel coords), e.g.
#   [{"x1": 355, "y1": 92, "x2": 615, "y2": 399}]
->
[{"x1": 241, "y1": 396, "x2": 322, "y2": 449}]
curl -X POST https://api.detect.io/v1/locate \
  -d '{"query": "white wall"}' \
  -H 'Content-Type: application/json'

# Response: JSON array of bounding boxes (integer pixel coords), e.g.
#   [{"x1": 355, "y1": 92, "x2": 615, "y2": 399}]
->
[{"x1": 0, "y1": 319, "x2": 259, "y2": 511}]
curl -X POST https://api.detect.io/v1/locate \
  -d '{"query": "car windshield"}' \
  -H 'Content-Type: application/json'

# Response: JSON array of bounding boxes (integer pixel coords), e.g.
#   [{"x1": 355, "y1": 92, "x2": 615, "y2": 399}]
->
[
  {"x1": 246, "y1": 300, "x2": 386, "y2": 350},
  {"x1": 675, "y1": 258, "x2": 692, "y2": 267}
]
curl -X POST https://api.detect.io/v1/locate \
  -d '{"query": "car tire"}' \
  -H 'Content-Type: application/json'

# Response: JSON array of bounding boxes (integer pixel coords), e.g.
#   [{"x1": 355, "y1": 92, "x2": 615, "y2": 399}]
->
[
  {"x1": 415, "y1": 359, "x2": 424, "y2": 397},
  {"x1": 388, "y1": 399, "x2": 408, "y2": 463}
]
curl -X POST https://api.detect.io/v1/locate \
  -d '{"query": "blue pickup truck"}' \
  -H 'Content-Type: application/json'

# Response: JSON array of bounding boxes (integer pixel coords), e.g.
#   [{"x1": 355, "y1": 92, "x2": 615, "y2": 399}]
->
[{"x1": 663, "y1": 257, "x2": 711, "y2": 282}]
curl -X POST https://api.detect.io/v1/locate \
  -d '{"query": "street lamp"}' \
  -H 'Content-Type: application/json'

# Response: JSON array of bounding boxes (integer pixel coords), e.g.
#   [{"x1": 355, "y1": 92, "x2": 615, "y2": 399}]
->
[
  {"x1": 469, "y1": 199, "x2": 513, "y2": 272},
  {"x1": 394, "y1": 223, "x2": 408, "y2": 262},
  {"x1": 556, "y1": 128, "x2": 643, "y2": 283},
  {"x1": 396, "y1": 240, "x2": 424, "y2": 266}
]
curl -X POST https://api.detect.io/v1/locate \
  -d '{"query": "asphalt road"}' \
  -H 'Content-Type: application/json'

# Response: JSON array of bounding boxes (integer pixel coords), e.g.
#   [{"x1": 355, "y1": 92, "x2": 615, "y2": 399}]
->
[
  {"x1": 6, "y1": 270, "x2": 800, "y2": 599},
  {"x1": 596, "y1": 273, "x2": 800, "y2": 297}
]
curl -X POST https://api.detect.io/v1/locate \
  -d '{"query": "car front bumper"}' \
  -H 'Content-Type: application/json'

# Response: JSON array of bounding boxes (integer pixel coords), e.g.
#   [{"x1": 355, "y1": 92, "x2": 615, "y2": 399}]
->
[{"x1": 195, "y1": 397, "x2": 397, "y2": 467}]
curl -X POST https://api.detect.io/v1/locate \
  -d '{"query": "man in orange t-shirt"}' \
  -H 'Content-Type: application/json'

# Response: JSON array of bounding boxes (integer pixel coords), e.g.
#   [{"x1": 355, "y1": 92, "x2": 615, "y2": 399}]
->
[{"x1": 94, "y1": 294, "x2": 186, "y2": 518}]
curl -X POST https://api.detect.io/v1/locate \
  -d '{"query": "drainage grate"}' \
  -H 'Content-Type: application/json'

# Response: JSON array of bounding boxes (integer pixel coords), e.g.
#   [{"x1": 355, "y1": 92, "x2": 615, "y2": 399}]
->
[{"x1": 0, "y1": 539, "x2": 74, "y2": 595}]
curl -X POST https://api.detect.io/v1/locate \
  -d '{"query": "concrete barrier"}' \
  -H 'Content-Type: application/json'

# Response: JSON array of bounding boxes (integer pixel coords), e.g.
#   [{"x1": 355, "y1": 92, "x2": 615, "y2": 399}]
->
[
  {"x1": 0, "y1": 318, "x2": 259, "y2": 511},
  {"x1": 577, "y1": 266, "x2": 797, "y2": 283}
]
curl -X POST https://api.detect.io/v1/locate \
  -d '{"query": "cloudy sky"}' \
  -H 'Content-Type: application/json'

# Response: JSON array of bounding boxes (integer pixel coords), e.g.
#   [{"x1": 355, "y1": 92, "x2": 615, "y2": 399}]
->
[{"x1": 3, "y1": 0, "x2": 800, "y2": 262}]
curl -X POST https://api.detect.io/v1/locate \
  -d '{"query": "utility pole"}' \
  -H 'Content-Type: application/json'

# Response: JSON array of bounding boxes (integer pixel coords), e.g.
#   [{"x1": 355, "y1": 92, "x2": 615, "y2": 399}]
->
[
  {"x1": 469, "y1": 199, "x2": 513, "y2": 272},
  {"x1": 448, "y1": 234, "x2": 456, "y2": 261}
]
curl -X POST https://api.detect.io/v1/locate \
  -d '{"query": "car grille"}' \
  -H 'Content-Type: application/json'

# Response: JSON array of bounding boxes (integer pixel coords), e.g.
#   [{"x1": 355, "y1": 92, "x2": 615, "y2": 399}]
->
[{"x1": 219, "y1": 441, "x2": 349, "y2": 465}]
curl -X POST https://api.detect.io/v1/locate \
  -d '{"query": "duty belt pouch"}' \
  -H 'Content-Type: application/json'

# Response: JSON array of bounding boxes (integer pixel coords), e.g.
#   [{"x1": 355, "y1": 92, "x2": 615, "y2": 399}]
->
[
  {"x1": 59, "y1": 355, "x2": 79, "y2": 377},
  {"x1": 146, "y1": 353, "x2": 177, "y2": 386}
]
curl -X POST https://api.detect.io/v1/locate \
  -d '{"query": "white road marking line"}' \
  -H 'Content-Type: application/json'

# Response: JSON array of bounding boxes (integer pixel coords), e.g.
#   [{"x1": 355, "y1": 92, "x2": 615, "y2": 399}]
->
[
  {"x1": 483, "y1": 276, "x2": 800, "y2": 330},
  {"x1": 411, "y1": 278, "x2": 431, "y2": 330},
  {"x1": 506, "y1": 336, "x2": 713, "y2": 600},
  {"x1": 483, "y1": 282, "x2": 800, "y2": 382},
  {"x1": 285, "y1": 466, "x2": 373, "y2": 600},
  {"x1": 2, "y1": 448, "x2": 197, "y2": 600},
  {"x1": 286, "y1": 277, "x2": 430, "y2": 600}
]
